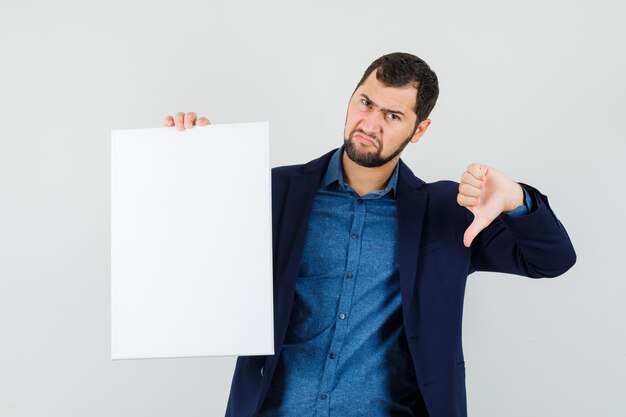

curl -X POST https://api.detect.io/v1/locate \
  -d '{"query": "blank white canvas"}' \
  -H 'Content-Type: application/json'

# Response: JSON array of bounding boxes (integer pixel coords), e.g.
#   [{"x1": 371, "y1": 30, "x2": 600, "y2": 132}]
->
[{"x1": 111, "y1": 122, "x2": 273, "y2": 360}]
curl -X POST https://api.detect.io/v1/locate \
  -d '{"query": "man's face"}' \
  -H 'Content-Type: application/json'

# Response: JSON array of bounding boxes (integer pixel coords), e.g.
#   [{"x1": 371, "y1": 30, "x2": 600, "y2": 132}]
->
[{"x1": 344, "y1": 70, "x2": 426, "y2": 168}]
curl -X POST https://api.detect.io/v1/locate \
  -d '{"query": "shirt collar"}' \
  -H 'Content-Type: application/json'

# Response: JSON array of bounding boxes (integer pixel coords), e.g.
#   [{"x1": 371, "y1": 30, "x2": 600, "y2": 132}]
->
[{"x1": 322, "y1": 146, "x2": 399, "y2": 198}]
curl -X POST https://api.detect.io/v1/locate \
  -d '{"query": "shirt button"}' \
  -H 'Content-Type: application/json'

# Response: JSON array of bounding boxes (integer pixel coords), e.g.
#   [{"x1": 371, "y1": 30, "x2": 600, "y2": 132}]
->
[
  {"x1": 345, "y1": 272, "x2": 353, "y2": 279},
  {"x1": 329, "y1": 352, "x2": 336, "y2": 359},
  {"x1": 351, "y1": 233, "x2": 359, "y2": 239},
  {"x1": 339, "y1": 313, "x2": 346, "y2": 320},
  {"x1": 357, "y1": 198, "x2": 364, "y2": 204},
  {"x1": 320, "y1": 394, "x2": 327, "y2": 400}
]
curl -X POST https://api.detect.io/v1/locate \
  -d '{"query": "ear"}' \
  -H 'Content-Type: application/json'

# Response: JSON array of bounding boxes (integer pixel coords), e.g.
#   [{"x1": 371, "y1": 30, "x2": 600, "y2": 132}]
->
[{"x1": 410, "y1": 118, "x2": 431, "y2": 143}]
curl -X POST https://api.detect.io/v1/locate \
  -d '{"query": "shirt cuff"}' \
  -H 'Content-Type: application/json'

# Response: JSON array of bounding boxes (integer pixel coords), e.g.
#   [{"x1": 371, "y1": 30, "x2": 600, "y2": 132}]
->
[{"x1": 502, "y1": 185, "x2": 533, "y2": 217}]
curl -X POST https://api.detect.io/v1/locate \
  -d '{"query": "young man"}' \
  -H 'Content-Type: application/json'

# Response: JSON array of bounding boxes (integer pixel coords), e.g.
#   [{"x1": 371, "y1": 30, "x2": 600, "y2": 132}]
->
[{"x1": 164, "y1": 53, "x2": 576, "y2": 417}]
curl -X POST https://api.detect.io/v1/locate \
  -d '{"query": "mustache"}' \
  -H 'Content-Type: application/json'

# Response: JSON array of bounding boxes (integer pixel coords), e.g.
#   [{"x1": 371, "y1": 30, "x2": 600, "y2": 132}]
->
[{"x1": 351, "y1": 129, "x2": 381, "y2": 150}]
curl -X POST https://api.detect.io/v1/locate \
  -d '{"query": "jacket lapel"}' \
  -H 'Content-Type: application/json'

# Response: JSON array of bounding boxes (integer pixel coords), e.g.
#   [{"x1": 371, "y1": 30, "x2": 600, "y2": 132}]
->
[
  {"x1": 273, "y1": 150, "x2": 335, "y2": 350},
  {"x1": 396, "y1": 160, "x2": 429, "y2": 332}
]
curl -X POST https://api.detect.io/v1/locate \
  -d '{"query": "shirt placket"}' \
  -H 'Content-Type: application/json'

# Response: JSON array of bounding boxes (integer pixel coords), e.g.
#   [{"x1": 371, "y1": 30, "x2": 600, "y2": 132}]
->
[{"x1": 314, "y1": 196, "x2": 367, "y2": 417}]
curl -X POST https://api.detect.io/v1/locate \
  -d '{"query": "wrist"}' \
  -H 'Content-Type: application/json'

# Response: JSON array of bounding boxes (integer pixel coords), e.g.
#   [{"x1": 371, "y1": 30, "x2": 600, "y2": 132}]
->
[{"x1": 503, "y1": 183, "x2": 524, "y2": 212}]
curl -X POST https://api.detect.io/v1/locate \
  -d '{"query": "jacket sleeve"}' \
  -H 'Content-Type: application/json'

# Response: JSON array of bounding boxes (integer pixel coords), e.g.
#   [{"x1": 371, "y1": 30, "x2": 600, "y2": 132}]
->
[{"x1": 465, "y1": 183, "x2": 577, "y2": 278}]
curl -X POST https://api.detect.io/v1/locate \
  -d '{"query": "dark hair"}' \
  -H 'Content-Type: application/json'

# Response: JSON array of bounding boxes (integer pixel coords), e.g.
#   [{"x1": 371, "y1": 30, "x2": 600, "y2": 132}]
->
[{"x1": 355, "y1": 52, "x2": 439, "y2": 128}]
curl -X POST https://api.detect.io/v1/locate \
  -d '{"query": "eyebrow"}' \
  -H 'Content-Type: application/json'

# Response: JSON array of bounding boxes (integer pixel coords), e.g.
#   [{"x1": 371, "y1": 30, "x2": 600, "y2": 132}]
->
[{"x1": 360, "y1": 94, "x2": 406, "y2": 118}]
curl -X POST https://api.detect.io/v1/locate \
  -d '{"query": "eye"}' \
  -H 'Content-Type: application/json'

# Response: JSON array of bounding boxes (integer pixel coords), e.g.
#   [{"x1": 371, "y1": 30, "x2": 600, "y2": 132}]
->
[
  {"x1": 360, "y1": 98, "x2": 371, "y2": 107},
  {"x1": 387, "y1": 113, "x2": 401, "y2": 121}
]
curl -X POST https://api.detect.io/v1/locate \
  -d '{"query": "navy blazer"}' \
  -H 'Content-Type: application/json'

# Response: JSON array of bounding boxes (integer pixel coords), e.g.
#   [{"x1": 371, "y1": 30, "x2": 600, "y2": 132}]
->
[{"x1": 225, "y1": 149, "x2": 576, "y2": 417}]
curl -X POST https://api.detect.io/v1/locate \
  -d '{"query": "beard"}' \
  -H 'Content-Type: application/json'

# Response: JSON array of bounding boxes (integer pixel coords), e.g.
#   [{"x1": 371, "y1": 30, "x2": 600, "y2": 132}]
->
[{"x1": 343, "y1": 128, "x2": 415, "y2": 168}]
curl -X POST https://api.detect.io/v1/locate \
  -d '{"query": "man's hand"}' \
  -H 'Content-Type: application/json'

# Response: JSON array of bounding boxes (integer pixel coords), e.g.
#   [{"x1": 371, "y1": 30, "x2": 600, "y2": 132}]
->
[
  {"x1": 457, "y1": 163, "x2": 525, "y2": 248},
  {"x1": 163, "y1": 112, "x2": 211, "y2": 130}
]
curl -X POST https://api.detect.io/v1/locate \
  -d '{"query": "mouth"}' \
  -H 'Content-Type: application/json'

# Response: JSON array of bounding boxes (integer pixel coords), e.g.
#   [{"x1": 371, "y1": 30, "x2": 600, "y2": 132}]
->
[{"x1": 353, "y1": 132, "x2": 377, "y2": 148}]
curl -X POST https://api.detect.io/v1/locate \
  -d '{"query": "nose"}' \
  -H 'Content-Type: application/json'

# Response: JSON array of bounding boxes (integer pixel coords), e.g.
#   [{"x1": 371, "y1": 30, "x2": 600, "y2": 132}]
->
[{"x1": 359, "y1": 111, "x2": 382, "y2": 138}]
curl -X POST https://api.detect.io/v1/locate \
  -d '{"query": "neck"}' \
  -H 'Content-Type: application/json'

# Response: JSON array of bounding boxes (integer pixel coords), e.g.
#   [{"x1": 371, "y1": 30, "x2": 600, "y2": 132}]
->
[{"x1": 341, "y1": 150, "x2": 399, "y2": 197}]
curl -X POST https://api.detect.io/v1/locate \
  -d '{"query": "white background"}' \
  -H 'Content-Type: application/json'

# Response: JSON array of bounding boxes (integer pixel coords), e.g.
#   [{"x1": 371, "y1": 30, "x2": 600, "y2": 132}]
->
[{"x1": 0, "y1": 0, "x2": 624, "y2": 416}]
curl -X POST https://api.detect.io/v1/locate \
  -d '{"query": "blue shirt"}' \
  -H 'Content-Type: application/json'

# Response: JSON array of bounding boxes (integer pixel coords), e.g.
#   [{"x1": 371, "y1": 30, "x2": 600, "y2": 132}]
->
[{"x1": 259, "y1": 148, "x2": 531, "y2": 416}]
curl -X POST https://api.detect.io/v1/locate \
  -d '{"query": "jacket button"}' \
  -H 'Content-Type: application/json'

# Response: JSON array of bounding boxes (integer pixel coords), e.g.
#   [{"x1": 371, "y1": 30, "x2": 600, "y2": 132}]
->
[{"x1": 260, "y1": 366, "x2": 264, "y2": 376}]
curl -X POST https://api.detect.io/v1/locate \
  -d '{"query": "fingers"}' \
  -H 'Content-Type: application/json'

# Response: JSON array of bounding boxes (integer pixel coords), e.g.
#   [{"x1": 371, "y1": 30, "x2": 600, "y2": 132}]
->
[
  {"x1": 466, "y1": 163, "x2": 487, "y2": 182},
  {"x1": 460, "y1": 171, "x2": 481, "y2": 188},
  {"x1": 463, "y1": 215, "x2": 491, "y2": 247},
  {"x1": 457, "y1": 192, "x2": 479, "y2": 207},
  {"x1": 165, "y1": 112, "x2": 212, "y2": 130},
  {"x1": 458, "y1": 182, "x2": 480, "y2": 198},
  {"x1": 458, "y1": 164, "x2": 487, "y2": 208},
  {"x1": 456, "y1": 166, "x2": 482, "y2": 207},
  {"x1": 174, "y1": 112, "x2": 185, "y2": 130},
  {"x1": 196, "y1": 117, "x2": 211, "y2": 126},
  {"x1": 184, "y1": 112, "x2": 197, "y2": 129}
]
